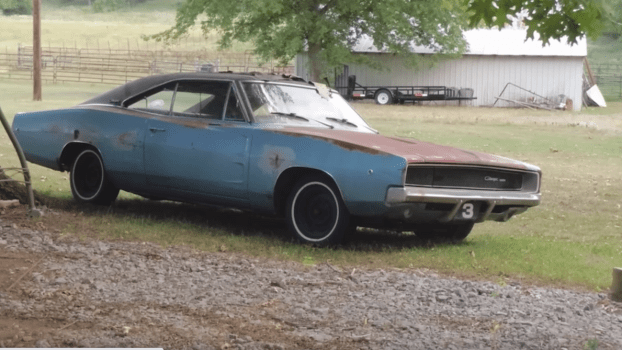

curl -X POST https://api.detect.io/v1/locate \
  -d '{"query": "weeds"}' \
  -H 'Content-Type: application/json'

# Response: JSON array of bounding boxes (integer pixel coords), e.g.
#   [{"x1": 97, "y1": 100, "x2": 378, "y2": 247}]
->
[
  {"x1": 584, "y1": 338, "x2": 599, "y2": 350},
  {"x1": 1, "y1": 80, "x2": 621, "y2": 291}
]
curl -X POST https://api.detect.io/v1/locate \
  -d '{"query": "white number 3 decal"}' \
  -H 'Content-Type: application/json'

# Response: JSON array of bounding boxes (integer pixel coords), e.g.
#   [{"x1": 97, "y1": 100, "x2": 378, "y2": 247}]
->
[{"x1": 462, "y1": 203, "x2": 474, "y2": 219}]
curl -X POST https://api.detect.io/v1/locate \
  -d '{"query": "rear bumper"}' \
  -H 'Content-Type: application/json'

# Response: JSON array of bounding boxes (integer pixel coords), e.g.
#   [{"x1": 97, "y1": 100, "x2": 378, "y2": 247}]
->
[{"x1": 385, "y1": 186, "x2": 541, "y2": 223}]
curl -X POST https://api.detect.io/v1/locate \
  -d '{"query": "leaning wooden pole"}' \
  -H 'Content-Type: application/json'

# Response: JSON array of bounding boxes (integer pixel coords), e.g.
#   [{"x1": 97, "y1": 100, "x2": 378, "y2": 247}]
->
[
  {"x1": 612, "y1": 267, "x2": 622, "y2": 302},
  {"x1": 32, "y1": 0, "x2": 42, "y2": 101},
  {"x1": 0, "y1": 106, "x2": 36, "y2": 211}
]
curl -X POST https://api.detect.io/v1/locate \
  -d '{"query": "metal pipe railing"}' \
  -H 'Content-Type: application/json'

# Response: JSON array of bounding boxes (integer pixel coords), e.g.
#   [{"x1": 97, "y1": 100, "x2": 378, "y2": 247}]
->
[{"x1": 0, "y1": 106, "x2": 36, "y2": 212}]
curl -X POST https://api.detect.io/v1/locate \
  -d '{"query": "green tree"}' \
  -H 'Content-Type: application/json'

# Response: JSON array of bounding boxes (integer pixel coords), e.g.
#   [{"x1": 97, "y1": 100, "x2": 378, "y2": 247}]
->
[
  {"x1": 465, "y1": 0, "x2": 604, "y2": 45},
  {"x1": 601, "y1": 0, "x2": 622, "y2": 39},
  {"x1": 151, "y1": 0, "x2": 468, "y2": 81},
  {"x1": 0, "y1": 0, "x2": 32, "y2": 15},
  {"x1": 152, "y1": 0, "x2": 604, "y2": 82}
]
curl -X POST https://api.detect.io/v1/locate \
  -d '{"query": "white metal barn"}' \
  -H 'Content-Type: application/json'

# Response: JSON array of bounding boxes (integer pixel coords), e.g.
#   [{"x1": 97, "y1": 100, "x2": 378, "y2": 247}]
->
[{"x1": 295, "y1": 29, "x2": 587, "y2": 111}]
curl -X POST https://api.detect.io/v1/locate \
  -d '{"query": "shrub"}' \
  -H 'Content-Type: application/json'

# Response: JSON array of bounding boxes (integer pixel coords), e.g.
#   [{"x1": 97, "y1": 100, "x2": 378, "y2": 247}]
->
[
  {"x1": 92, "y1": 0, "x2": 126, "y2": 13},
  {"x1": 0, "y1": 0, "x2": 32, "y2": 15}
]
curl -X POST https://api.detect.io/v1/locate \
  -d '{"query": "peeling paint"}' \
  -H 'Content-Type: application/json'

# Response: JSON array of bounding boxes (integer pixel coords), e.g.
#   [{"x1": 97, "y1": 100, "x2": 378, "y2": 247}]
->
[
  {"x1": 269, "y1": 127, "x2": 530, "y2": 170},
  {"x1": 153, "y1": 116, "x2": 210, "y2": 129},
  {"x1": 258, "y1": 145, "x2": 296, "y2": 174},
  {"x1": 77, "y1": 105, "x2": 212, "y2": 129},
  {"x1": 114, "y1": 131, "x2": 139, "y2": 150},
  {"x1": 47, "y1": 124, "x2": 62, "y2": 134},
  {"x1": 270, "y1": 129, "x2": 388, "y2": 156},
  {"x1": 388, "y1": 136, "x2": 418, "y2": 145}
]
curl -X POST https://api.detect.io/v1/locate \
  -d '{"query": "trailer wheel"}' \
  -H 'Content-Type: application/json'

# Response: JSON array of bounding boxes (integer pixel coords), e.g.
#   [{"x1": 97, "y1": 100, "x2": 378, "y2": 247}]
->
[{"x1": 374, "y1": 89, "x2": 393, "y2": 105}]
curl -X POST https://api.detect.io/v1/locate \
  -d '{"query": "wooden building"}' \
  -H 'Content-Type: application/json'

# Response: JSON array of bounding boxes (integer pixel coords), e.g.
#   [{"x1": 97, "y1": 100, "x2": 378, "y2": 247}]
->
[{"x1": 295, "y1": 29, "x2": 586, "y2": 111}]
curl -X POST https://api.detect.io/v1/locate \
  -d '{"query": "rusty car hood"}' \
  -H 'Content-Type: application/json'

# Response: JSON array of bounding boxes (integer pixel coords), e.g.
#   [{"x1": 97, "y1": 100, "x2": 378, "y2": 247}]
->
[{"x1": 272, "y1": 127, "x2": 534, "y2": 170}]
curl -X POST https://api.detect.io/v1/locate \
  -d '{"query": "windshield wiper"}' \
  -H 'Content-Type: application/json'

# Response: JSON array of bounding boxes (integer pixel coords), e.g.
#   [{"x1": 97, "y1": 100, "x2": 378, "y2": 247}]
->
[
  {"x1": 326, "y1": 117, "x2": 358, "y2": 128},
  {"x1": 271, "y1": 112, "x2": 334, "y2": 129},
  {"x1": 271, "y1": 112, "x2": 309, "y2": 122}
]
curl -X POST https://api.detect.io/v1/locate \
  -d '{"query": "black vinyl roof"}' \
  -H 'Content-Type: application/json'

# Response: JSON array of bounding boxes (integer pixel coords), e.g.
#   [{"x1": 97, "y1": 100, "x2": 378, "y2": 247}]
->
[{"x1": 80, "y1": 72, "x2": 310, "y2": 106}]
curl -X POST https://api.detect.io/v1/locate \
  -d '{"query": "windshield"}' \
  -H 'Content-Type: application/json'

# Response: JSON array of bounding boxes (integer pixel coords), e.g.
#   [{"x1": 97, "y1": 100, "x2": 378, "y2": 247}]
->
[{"x1": 242, "y1": 82, "x2": 376, "y2": 133}]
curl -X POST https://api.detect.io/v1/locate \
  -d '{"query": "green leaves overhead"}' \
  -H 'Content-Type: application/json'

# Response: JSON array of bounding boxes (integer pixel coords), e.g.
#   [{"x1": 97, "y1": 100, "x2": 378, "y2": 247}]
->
[
  {"x1": 152, "y1": 0, "x2": 605, "y2": 81},
  {"x1": 150, "y1": 0, "x2": 470, "y2": 81},
  {"x1": 464, "y1": 0, "x2": 604, "y2": 44}
]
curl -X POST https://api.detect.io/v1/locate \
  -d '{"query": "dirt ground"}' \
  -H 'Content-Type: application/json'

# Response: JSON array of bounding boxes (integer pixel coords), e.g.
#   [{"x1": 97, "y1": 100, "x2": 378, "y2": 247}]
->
[
  {"x1": 0, "y1": 209, "x2": 346, "y2": 349},
  {"x1": 1, "y1": 202, "x2": 621, "y2": 349},
  {"x1": 1, "y1": 176, "x2": 622, "y2": 349}
]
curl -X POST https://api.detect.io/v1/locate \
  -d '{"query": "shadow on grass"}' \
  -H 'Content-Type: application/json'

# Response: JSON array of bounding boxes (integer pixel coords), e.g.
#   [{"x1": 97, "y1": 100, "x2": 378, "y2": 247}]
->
[{"x1": 42, "y1": 195, "x2": 468, "y2": 253}]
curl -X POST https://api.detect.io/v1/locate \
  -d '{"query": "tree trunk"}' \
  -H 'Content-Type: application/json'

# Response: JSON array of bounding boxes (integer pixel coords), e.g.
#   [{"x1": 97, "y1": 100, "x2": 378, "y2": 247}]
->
[{"x1": 307, "y1": 42, "x2": 322, "y2": 83}]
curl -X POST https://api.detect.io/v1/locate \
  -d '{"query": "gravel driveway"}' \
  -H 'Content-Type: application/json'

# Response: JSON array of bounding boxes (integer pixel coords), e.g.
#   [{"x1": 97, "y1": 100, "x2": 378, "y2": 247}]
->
[{"x1": 1, "y1": 218, "x2": 621, "y2": 349}]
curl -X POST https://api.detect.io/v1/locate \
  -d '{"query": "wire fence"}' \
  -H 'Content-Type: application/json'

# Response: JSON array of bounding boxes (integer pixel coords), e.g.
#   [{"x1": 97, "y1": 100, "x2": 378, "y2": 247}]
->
[
  {"x1": 0, "y1": 45, "x2": 295, "y2": 85},
  {"x1": 591, "y1": 64, "x2": 622, "y2": 98}
]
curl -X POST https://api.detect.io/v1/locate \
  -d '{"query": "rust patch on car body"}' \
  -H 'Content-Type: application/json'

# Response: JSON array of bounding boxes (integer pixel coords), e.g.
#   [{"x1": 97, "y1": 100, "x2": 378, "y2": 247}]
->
[
  {"x1": 114, "y1": 131, "x2": 139, "y2": 150},
  {"x1": 268, "y1": 127, "x2": 530, "y2": 170},
  {"x1": 258, "y1": 145, "x2": 296, "y2": 174},
  {"x1": 269, "y1": 128, "x2": 389, "y2": 156},
  {"x1": 75, "y1": 105, "x2": 212, "y2": 129},
  {"x1": 152, "y1": 116, "x2": 210, "y2": 129},
  {"x1": 46, "y1": 124, "x2": 63, "y2": 134}
]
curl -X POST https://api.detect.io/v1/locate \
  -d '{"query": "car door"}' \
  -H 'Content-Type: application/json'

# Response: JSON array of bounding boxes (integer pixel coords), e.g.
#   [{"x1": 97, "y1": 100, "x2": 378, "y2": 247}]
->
[{"x1": 138, "y1": 80, "x2": 251, "y2": 201}]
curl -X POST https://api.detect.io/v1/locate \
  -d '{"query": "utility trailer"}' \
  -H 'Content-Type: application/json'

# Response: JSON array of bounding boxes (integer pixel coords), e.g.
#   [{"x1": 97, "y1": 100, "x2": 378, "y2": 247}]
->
[{"x1": 337, "y1": 75, "x2": 476, "y2": 105}]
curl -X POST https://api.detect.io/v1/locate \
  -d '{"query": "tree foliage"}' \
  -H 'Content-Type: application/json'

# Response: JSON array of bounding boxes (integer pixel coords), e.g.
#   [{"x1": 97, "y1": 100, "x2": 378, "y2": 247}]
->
[
  {"x1": 92, "y1": 0, "x2": 126, "y2": 12},
  {"x1": 58, "y1": 0, "x2": 148, "y2": 9},
  {"x1": 464, "y1": 0, "x2": 604, "y2": 45},
  {"x1": 153, "y1": 0, "x2": 606, "y2": 81},
  {"x1": 0, "y1": 0, "x2": 32, "y2": 15},
  {"x1": 601, "y1": 0, "x2": 622, "y2": 39},
  {"x1": 150, "y1": 0, "x2": 469, "y2": 81}
]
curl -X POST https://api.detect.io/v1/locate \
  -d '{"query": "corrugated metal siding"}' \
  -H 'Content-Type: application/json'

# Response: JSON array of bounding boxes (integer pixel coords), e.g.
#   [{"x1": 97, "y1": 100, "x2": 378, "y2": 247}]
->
[{"x1": 296, "y1": 54, "x2": 584, "y2": 111}]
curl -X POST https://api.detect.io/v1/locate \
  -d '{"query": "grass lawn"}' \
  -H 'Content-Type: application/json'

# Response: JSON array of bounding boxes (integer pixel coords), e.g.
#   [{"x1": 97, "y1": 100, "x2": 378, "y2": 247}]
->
[
  {"x1": 0, "y1": 1, "x2": 620, "y2": 293},
  {"x1": 0, "y1": 2, "x2": 252, "y2": 53},
  {"x1": 1, "y1": 79, "x2": 621, "y2": 292}
]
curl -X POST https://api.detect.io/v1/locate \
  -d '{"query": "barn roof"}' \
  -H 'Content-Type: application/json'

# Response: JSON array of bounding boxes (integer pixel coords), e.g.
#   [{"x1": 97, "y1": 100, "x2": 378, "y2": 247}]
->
[{"x1": 352, "y1": 28, "x2": 587, "y2": 57}]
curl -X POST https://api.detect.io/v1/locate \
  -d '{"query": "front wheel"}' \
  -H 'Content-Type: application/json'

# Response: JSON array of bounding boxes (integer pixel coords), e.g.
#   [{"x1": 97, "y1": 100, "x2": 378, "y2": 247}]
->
[
  {"x1": 286, "y1": 176, "x2": 350, "y2": 245},
  {"x1": 413, "y1": 222, "x2": 475, "y2": 242},
  {"x1": 70, "y1": 149, "x2": 119, "y2": 205}
]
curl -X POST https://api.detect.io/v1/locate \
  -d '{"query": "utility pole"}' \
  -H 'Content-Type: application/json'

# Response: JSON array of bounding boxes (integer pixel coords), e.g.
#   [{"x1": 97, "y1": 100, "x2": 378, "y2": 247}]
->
[{"x1": 33, "y1": 0, "x2": 42, "y2": 101}]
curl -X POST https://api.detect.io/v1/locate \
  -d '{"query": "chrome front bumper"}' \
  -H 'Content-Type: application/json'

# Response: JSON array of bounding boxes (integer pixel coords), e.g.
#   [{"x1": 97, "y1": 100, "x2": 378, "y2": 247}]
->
[{"x1": 385, "y1": 186, "x2": 541, "y2": 223}]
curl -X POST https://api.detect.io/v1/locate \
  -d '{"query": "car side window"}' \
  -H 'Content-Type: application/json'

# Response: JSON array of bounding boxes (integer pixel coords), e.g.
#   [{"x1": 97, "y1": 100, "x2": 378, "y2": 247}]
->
[
  {"x1": 173, "y1": 81, "x2": 229, "y2": 119},
  {"x1": 127, "y1": 81, "x2": 240, "y2": 121},
  {"x1": 126, "y1": 82, "x2": 175, "y2": 115},
  {"x1": 224, "y1": 86, "x2": 245, "y2": 122}
]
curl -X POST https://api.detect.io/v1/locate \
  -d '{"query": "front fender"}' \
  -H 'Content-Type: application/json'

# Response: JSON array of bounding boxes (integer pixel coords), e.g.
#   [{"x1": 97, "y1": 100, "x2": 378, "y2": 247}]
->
[{"x1": 247, "y1": 129, "x2": 407, "y2": 216}]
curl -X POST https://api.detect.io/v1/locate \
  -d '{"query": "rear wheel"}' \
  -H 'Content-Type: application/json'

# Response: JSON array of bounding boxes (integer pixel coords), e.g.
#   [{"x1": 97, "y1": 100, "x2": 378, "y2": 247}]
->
[
  {"x1": 414, "y1": 222, "x2": 475, "y2": 242},
  {"x1": 374, "y1": 89, "x2": 393, "y2": 105},
  {"x1": 286, "y1": 175, "x2": 350, "y2": 245},
  {"x1": 70, "y1": 149, "x2": 119, "y2": 205}
]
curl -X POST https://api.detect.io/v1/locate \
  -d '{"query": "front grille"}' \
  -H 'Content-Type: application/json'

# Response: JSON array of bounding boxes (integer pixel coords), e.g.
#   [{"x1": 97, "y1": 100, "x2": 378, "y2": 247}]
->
[{"x1": 406, "y1": 166, "x2": 539, "y2": 192}]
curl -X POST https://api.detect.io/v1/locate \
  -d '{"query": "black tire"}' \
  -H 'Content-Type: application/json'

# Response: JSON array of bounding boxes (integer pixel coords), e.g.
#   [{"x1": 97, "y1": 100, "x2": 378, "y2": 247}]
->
[
  {"x1": 286, "y1": 175, "x2": 350, "y2": 245},
  {"x1": 414, "y1": 222, "x2": 475, "y2": 242},
  {"x1": 70, "y1": 149, "x2": 119, "y2": 205},
  {"x1": 374, "y1": 89, "x2": 393, "y2": 105}
]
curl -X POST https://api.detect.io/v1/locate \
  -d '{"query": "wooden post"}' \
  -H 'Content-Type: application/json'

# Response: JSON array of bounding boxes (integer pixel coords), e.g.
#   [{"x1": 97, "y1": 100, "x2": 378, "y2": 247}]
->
[
  {"x1": 612, "y1": 267, "x2": 622, "y2": 302},
  {"x1": 584, "y1": 58, "x2": 596, "y2": 87},
  {"x1": 32, "y1": 0, "x2": 42, "y2": 101}
]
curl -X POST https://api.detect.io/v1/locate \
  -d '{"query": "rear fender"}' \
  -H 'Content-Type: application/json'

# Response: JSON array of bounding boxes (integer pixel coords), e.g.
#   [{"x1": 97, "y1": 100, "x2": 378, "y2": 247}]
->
[{"x1": 59, "y1": 142, "x2": 98, "y2": 172}]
